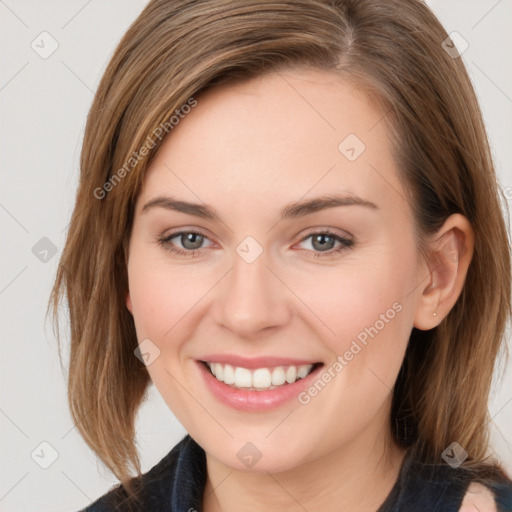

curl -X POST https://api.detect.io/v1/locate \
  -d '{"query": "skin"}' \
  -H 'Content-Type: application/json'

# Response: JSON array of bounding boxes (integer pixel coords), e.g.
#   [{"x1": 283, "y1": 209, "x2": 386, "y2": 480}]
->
[{"x1": 125, "y1": 69, "x2": 476, "y2": 511}]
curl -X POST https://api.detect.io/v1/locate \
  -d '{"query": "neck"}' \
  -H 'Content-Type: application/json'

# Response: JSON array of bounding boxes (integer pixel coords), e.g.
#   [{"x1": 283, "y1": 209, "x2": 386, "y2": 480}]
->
[{"x1": 202, "y1": 411, "x2": 407, "y2": 512}]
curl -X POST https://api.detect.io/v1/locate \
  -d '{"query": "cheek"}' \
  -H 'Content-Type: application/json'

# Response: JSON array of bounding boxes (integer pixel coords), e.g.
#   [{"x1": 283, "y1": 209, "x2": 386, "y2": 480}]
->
[
  {"x1": 126, "y1": 252, "x2": 205, "y2": 354},
  {"x1": 290, "y1": 240, "x2": 417, "y2": 371},
  {"x1": 289, "y1": 245, "x2": 416, "y2": 439},
  {"x1": 126, "y1": 249, "x2": 213, "y2": 409},
  {"x1": 295, "y1": 247, "x2": 415, "y2": 349}
]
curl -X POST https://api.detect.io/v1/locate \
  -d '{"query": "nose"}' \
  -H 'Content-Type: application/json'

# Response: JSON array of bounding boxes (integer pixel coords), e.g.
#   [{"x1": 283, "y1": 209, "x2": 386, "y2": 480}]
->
[{"x1": 212, "y1": 247, "x2": 292, "y2": 339}]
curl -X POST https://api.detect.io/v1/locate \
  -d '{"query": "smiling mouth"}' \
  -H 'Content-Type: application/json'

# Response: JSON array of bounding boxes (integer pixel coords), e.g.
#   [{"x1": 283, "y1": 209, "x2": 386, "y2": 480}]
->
[{"x1": 202, "y1": 361, "x2": 322, "y2": 391}]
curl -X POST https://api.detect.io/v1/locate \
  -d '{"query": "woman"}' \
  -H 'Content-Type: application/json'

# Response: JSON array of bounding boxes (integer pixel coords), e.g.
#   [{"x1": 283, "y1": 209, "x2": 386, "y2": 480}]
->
[{"x1": 49, "y1": 0, "x2": 512, "y2": 510}]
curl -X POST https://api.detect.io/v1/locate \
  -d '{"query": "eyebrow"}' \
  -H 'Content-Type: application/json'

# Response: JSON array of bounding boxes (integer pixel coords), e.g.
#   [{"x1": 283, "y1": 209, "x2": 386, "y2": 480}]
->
[{"x1": 141, "y1": 193, "x2": 378, "y2": 220}]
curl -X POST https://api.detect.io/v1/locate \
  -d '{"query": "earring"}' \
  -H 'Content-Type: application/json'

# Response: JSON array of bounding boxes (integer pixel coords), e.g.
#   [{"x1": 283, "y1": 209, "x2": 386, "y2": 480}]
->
[{"x1": 433, "y1": 312, "x2": 437, "y2": 317}]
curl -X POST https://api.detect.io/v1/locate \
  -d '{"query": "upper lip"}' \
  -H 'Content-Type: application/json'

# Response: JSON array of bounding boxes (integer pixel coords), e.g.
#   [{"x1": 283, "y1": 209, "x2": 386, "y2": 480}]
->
[{"x1": 199, "y1": 354, "x2": 321, "y2": 369}]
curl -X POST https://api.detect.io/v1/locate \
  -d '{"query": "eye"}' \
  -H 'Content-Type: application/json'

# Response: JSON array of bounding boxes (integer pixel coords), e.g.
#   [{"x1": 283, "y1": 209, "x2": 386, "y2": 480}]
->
[
  {"x1": 157, "y1": 229, "x2": 353, "y2": 259},
  {"x1": 297, "y1": 230, "x2": 353, "y2": 259},
  {"x1": 158, "y1": 230, "x2": 213, "y2": 257}
]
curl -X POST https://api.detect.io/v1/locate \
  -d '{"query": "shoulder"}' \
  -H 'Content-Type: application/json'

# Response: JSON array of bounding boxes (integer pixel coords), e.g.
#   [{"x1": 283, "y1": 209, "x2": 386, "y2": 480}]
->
[
  {"x1": 81, "y1": 434, "x2": 205, "y2": 512},
  {"x1": 384, "y1": 448, "x2": 512, "y2": 512},
  {"x1": 458, "y1": 482, "x2": 497, "y2": 512}
]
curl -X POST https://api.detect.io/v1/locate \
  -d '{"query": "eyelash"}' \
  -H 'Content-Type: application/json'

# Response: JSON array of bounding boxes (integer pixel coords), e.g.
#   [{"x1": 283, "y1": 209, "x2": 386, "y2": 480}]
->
[{"x1": 157, "y1": 229, "x2": 354, "y2": 259}]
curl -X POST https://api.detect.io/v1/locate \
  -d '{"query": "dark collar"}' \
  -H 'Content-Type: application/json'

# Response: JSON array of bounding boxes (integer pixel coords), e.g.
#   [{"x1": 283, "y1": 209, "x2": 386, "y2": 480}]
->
[{"x1": 85, "y1": 434, "x2": 512, "y2": 511}]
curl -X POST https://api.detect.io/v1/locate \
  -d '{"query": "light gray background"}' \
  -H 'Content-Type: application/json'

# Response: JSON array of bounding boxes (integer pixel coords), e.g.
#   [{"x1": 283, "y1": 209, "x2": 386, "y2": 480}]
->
[{"x1": 1, "y1": 1, "x2": 511, "y2": 510}]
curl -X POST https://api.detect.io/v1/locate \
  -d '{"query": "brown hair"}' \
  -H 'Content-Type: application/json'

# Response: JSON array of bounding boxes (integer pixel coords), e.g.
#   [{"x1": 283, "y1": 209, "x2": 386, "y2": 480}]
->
[{"x1": 49, "y1": 0, "x2": 511, "y2": 501}]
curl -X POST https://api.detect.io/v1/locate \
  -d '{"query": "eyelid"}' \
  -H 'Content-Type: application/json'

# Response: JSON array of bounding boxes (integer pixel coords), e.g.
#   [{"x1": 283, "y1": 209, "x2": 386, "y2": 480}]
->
[
  {"x1": 159, "y1": 226, "x2": 352, "y2": 245},
  {"x1": 297, "y1": 226, "x2": 353, "y2": 242},
  {"x1": 155, "y1": 227, "x2": 215, "y2": 260},
  {"x1": 294, "y1": 229, "x2": 353, "y2": 257},
  {"x1": 160, "y1": 227, "x2": 213, "y2": 242},
  {"x1": 158, "y1": 226, "x2": 354, "y2": 260}
]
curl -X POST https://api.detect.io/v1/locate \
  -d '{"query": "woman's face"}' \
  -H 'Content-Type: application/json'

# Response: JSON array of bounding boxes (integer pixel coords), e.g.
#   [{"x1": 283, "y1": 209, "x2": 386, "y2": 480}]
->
[{"x1": 126, "y1": 69, "x2": 429, "y2": 472}]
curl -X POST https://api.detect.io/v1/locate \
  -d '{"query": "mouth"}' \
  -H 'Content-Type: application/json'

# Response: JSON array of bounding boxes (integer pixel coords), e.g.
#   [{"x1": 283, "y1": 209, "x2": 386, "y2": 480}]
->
[{"x1": 201, "y1": 360, "x2": 323, "y2": 391}]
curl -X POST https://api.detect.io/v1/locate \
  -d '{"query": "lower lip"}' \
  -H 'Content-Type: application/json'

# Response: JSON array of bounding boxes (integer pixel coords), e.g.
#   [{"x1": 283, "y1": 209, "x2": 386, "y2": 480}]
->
[{"x1": 196, "y1": 361, "x2": 323, "y2": 411}]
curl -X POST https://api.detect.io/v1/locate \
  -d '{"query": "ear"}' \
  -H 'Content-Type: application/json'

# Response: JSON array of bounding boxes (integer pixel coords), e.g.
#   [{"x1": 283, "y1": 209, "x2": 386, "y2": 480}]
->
[
  {"x1": 124, "y1": 239, "x2": 133, "y2": 315},
  {"x1": 126, "y1": 290, "x2": 133, "y2": 315},
  {"x1": 414, "y1": 213, "x2": 474, "y2": 330}
]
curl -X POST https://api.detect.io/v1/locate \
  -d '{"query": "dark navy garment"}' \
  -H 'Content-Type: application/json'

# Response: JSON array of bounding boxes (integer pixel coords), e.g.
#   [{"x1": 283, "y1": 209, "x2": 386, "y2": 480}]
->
[{"x1": 82, "y1": 434, "x2": 512, "y2": 512}]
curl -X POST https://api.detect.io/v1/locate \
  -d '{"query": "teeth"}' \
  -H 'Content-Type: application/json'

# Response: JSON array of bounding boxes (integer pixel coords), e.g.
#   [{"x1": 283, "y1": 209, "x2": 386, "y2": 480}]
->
[
  {"x1": 212, "y1": 363, "x2": 223, "y2": 381},
  {"x1": 223, "y1": 364, "x2": 235, "y2": 384},
  {"x1": 206, "y1": 362, "x2": 315, "y2": 390},
  {"x1": 253, "y1": 368, "x2": 272, "y2": 388},
  {"x1": 297, "y1": 365, "x2": 311, "y2": 379},
  {"x1": 285, "y1": 366, "x2": 297, "y2": 383},
  {"x1": 271, "y1": 366, "x2": 286, "y2": 386},
  {"x1": 234, "y1": 367, "x2": 252, "y2": 388}
]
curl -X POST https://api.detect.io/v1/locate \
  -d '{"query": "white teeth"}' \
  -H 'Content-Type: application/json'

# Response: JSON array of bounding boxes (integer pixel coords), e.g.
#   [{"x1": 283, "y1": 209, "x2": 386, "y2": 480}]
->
[
  {"x1": 234, "y1": 367, "x2": 252, "y2": 388},
  {"x1": 285, "y1": 365, "x2": 297, "y2": 383},
  {"x1": 212, "y1": 363, "x2": 223, "y2": 381},
  {"x1": 271, "y1": 366, "x2": 286, "y2": 386},
  {"x1": 223, "y1": 364, "x2": 235, "y2": 384},
  {"x1": 205, "y1": 362, "x2": 315, "y2": 390},
  {"x1": 297, "y1": 365, "x2": 311, "y2": 379},
  {"x1": 253, "y1": 368, "x2": 272, "y2": 388}
]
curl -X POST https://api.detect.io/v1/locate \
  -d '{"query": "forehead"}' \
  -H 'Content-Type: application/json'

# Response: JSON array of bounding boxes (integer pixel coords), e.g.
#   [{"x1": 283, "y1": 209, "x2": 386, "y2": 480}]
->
[{"x1": 137, "y1": 69, "x2": 406, "y2": 218}]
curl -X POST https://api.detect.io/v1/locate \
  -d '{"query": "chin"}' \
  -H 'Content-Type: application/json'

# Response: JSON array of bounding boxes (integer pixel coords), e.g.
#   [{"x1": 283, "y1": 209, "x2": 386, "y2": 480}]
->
[{"x1": 197, "y1": 432, "x2": 315, "y2": 474}]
